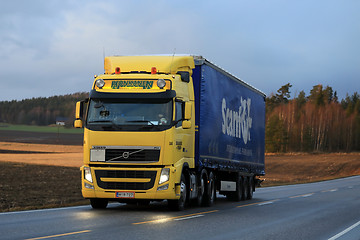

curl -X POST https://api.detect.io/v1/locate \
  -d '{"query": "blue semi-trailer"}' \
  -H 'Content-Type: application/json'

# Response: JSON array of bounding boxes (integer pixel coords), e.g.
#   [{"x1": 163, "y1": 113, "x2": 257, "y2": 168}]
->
[
  {"x1": 76, "y1": 55, "x2": 265, "y2": 210},
  {"x1": 191, "y1": 57, "x2": 265, "y2": 206}
]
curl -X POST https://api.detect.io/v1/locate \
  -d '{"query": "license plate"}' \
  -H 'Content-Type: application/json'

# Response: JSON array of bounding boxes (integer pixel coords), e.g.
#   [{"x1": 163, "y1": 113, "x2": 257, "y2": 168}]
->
[{"x1": 115, "y1": 191, "x2": 135, "y2": 198}]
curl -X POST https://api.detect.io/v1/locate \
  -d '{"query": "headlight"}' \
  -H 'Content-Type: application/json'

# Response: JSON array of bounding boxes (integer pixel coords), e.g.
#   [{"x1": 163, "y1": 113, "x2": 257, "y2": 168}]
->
[
  {"x1": 84, "y1": 167, "x2": 93, "y2": 183},
  {"x1": 95, "y1": 79, "x2": 105, "y2": 88},
  {"x1": 157, "y1": 79, "x2": 166, "y2": 89},
  {"x1": 159, "y1": 168, "x2": 170, "y2": 185}
]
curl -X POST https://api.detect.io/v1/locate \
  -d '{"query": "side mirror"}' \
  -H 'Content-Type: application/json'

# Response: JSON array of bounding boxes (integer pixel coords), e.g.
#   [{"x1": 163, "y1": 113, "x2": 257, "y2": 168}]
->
[
  {"x1": 74, "y1": 119, "x2": 83, "y2": 128},
  {"x1": 184, "y1": 102, "x2": 192, "y2": 120},
  {"x1": 74, "y1": 101, "x2": 85, "y2": 128},
  {"x1": 75, "y1": 101, "x2": 84, "y2": 119},
  {"x1": 182, "y1": 120, "x2": 191, "y2": 129}
]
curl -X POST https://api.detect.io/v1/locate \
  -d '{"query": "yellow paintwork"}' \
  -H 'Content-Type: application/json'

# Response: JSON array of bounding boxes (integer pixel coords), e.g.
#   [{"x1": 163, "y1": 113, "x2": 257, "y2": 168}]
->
[
  {"x1": 80, "y1": 56, "x2": 196, "y2": 201},
  {"x1": 104, "y1": 55, "x2": 194, "y2": 75}
]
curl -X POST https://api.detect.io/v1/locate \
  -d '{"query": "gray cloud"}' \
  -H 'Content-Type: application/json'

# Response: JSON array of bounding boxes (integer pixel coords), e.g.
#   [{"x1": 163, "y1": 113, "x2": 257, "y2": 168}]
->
[{"x1": 0, "y1": 0, "x2": 359, "y2": 101}]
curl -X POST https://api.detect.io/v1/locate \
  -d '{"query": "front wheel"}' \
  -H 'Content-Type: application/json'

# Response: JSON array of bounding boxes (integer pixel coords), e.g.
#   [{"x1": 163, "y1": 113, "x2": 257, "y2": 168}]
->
[{"x1": 168, "y1": 174, "x2": 187, "y2": 211}]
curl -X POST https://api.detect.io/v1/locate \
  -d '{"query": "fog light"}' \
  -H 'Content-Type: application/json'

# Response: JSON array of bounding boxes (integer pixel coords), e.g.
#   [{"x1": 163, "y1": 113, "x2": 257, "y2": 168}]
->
[
  {"x1": 84, "y1": 167, "x2": 93, "y2": 183},
  {"x1": 95, "y1": 79, "x2": 105, "y2": 88},
  {"x1": 157, "y1": 184, "x2": 169, "y2": 191},
  {"x1": 159, "y1": 168, "x2": 170, "y2": 185},
  {"x1": 84, "y1": 182, "x2": 94, "y2": 189},
  {"x1": 157, "y1": 79, "x2": 166, "y2": 89}
]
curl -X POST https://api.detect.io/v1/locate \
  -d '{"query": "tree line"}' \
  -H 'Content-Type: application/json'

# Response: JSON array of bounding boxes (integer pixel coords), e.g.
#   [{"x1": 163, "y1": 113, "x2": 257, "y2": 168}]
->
[
  {"x1": 0, "y1": 86, "x2": 359, "y2": 152},
  {"x1": 266, "y1": 83, "x2": 360, "y2": 152},
  {"x1": 0, "y1": 93, "x2": 88, "y2": 126}
]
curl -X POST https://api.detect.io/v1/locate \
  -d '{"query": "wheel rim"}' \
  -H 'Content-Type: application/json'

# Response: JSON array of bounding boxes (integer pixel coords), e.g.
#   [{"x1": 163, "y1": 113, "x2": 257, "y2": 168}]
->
[{"x1": 180, "y1": 180, "x2": 186, "y2": 206}]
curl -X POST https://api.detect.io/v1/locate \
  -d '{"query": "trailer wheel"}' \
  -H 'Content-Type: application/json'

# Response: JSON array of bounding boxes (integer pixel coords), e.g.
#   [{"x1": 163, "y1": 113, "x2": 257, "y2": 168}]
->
[
  {"x1": 203, "y1": 171, "x2": 215, "y2": 206},
  {"x1": 232, "y1": 174, "x2": 245, "y2": 202},
  {"x1": 247, "y1": 176, "x2": 254, "y2": 200},
  {"x1": 242, "y1": 177, "x2": 249, "y2": 200},
  {"x1": 168, "y1": 174, "x2": 187, "y2": 211},
  {"x1": 90, "y1": 199, "x2": 108, "y2": 209}
]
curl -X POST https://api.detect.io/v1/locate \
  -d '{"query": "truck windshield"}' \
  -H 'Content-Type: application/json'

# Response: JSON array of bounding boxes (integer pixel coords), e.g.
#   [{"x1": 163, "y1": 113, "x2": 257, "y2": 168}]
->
[{"x1": 86, "y1": 99, "x2": 173, "y2": 131}]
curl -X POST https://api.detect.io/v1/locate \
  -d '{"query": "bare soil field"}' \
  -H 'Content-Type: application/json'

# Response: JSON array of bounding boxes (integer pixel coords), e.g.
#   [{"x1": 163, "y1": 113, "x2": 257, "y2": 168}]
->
[
  {"x1": 0, "y1": 142, "x2": 82, "y2": 167},
  {"x1": 0, "y1": 134, "x2": 359, "y2": 212},
  {"x1": 0, "y1": 129, "x2": 83, "y2": 145},
  {"x1": 264, "y1": 153, "x2": 360, "y2": 186}
]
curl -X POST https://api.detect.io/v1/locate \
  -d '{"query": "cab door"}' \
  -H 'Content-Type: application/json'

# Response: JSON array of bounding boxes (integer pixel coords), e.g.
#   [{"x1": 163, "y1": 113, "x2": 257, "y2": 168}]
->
[{"x1": 174, "y1": 100, "x2": 194, "y2": 160}]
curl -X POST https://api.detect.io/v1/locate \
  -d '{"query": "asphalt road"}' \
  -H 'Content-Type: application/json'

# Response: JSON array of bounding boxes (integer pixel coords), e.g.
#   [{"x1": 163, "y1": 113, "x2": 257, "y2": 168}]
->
[{"x1": 1, "y1": 176, "x2": 359, "y2": 240}]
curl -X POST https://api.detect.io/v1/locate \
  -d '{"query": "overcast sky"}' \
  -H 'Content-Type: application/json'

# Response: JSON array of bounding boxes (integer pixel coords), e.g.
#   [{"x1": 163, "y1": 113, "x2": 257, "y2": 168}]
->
[{"x1": 0, "y1": 0, "x2": 359, "y2": 101}]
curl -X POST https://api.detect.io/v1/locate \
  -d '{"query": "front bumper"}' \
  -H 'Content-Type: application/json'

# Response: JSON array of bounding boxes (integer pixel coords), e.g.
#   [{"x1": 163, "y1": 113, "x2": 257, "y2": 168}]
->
[{"x1": 81, "y1": 165, "x2": 180, "y2": 200}]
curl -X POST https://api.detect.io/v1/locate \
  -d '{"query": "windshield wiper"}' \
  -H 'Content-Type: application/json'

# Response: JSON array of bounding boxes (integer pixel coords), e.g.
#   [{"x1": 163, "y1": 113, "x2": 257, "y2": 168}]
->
[
  {"x1": 126, "y1": 120, "x2": 155, "y2": 125},
  {"x1": 88, "y1": 120, "x2": 122, "y2": 130},
  {"x1": 88, "y1": 120, "x2": 113, "y2": 123}
]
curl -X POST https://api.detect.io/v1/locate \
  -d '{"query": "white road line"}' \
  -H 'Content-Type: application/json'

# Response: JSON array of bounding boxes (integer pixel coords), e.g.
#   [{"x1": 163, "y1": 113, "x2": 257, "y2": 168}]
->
[
  {"x1": 0, "y1": 203, "x2": 122, "y2": 216},
  {"x1": 0, "y1": 205, "x2": 90, "y2": 216},
  {"x1": 174, "y1": 214, "x2": 204, "y2": 221},
  {"x1": 328, "y1": 220, "x2": 360, "y2": 240},
  {"x1": 322, "y1": 189, "x2": 338, "y2": 193},
  {"x1": 289, "y1": 193, "x2": 314, "y2": 199},
  {"x1": 257, "y1": 201, "x2": 274, "y2": 206},
  {"x1": 301, "y1": 193, "x2": 314, "y2": 197}
]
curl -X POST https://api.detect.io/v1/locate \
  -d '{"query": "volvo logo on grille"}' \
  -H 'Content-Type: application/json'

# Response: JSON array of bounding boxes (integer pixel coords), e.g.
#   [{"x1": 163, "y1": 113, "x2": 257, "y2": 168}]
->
[{"x1": 122, "y1": 152, "x2": 130, "y2": 159}]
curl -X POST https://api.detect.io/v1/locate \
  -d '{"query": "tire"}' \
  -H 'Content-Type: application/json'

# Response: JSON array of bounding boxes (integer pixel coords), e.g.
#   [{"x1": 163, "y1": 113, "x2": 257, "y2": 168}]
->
[
  {"x1": 242, "y1": 176, "x2": 249, "y2": 201},
  {"x1": 195, "y1": 169, "x2": 206, "y2": 206},
  {"x1": 168, "y1": 174, "x2": 187, "y2": 211},
  {"x1": 203, "y1": 171, "x2": 215, "y2": 206},
  {"x1": 233, "y1": 174, "x2": 245, "y2": 202},
  {"x1": 247, "y1": 176, "x2": 254, "y2": 200},
  {"x1": 90, "y1": 199, "x2": 108, "y2": 209}
]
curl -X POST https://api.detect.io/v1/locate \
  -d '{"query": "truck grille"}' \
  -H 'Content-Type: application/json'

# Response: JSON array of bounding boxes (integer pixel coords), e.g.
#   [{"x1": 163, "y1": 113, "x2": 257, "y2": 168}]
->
[
  {"x1": 95, "y1": 170, "x2": 157, "y2": 190},
  {"x1": 105, "y1": 148, "x2": 160, "y2": 162}
]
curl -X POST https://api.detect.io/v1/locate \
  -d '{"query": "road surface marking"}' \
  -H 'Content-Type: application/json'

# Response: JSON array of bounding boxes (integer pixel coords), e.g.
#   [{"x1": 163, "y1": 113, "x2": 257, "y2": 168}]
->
[
  {"x1": 322, "y1": 189, "x2": 338, "y2": 193},
  {"x1": 174, "y1": 214, "x2": 204, "y2": 221},
  {"x1": 0, "y1": 205, "x2": 90, "y2": 216},
  {"x1": 328, "y1": 220, "x2": 360, "y2": 240},
  {"x1": 236, "y1": 199, "x2": 279, "y2": 208},
  {"x1": 289, "y1": 193, "x2": 314, "y2": 199},
  {"x1": 257, "y1": 201, "x2": 275, "y2": 206},
  {"x1": 25, "y1": 230, "x2": 91, "y2": 240},
  {"x1": 133, "y1": 210, "x2": 218, "y2": 225}
]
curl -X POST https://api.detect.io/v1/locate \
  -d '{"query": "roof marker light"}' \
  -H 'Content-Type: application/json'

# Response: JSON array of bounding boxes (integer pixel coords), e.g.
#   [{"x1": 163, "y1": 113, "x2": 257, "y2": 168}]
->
[
  {"x1": 115, "y1": 67, "x2": 121, "y2": 74},
  {"x1": 151, "y1": 67, "x2": 157, "y2": 74}
]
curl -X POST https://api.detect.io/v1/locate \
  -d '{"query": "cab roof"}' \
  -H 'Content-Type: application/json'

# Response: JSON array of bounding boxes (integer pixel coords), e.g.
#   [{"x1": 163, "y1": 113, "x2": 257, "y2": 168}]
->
[{"x1": 104, "y1": 55, "x2": 195, "y2": 75}]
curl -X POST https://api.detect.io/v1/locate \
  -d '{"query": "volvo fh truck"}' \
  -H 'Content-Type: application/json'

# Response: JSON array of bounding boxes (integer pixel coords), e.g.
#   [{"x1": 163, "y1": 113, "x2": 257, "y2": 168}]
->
[{"x1": 75, "y1": 55, "x2": 265, "y2": 210}]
